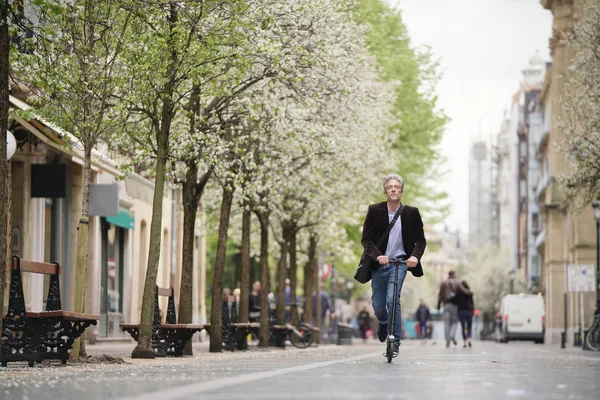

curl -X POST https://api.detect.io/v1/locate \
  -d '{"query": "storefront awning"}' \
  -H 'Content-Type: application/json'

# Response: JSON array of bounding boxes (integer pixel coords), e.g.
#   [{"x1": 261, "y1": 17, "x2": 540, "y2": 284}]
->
[{"x1": 105, "y1": 208, "x2": 135, "y2": 230}]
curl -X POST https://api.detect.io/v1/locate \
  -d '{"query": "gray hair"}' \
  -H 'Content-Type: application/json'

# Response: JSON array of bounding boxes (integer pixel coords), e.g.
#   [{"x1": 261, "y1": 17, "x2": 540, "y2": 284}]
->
[{"x1": 382, "y1": 174, "x2": 404, "y2": 191}]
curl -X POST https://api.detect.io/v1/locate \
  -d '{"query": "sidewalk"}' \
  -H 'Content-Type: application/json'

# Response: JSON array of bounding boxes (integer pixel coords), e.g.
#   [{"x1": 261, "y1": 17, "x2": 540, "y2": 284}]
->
[
  {"x1": 85, "y1": 339, "x2": 210, "y2": 358},
  {"x1": 86, "y1": 337, "x2": 600, "y2": 358},
  {"x1": 3, "y1": 341, "x2": 599, "y2": 400}
]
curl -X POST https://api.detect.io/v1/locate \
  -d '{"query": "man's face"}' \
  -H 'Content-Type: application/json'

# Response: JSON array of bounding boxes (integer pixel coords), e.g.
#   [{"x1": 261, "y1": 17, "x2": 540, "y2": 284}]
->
[
  {"x1": 253, "y1": 282, "x2": 261, "y2": 292},
  {"x1": 384, "y1": 179, "x2": 403, "y2": 202}
]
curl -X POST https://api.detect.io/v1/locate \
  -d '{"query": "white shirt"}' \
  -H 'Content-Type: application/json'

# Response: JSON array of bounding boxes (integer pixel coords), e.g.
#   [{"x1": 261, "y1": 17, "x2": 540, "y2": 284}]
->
[{"x1": 385, "y1": 206, "x2": 406, "y2": 259}]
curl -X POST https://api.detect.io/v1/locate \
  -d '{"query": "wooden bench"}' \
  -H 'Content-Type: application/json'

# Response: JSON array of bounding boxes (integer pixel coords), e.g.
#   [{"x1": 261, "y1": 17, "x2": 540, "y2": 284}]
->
[
  {"x1": 221, "y1": 297, "x2": 293, "y2": 350},
  {"x1": 120, "y1": 286, "x2": 208, "y2": 356},
  {"x1": 1, "y1": 256, "x2": 100, "y2": 367}
]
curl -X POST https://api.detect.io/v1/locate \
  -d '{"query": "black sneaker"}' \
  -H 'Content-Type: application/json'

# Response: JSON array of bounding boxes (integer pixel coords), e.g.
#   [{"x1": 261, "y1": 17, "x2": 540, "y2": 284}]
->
[
  {"x1": 393, "y1": 342, "x2": 400, "y2": 356},
  {"x1": 377, "y1": 323, "x2": 388, "y2": 342}
]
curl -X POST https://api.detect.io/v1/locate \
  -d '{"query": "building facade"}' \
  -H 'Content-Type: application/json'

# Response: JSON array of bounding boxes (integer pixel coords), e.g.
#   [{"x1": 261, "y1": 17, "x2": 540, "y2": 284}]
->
[
  {"x1": 469, "y1": 139, "x2": 495, "y2": 249},
  {"x1": 537, "y1": 0, "x2": 597, "y2": 345},
  {"x1": 513, "y1": 52, "x2": 547, "y2": 290}
]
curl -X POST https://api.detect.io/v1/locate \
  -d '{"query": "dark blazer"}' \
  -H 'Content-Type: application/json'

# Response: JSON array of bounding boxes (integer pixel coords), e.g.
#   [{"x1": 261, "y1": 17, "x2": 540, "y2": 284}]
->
[{"x1": 361, "y1": 201, "x2": 426, "y2": 277}]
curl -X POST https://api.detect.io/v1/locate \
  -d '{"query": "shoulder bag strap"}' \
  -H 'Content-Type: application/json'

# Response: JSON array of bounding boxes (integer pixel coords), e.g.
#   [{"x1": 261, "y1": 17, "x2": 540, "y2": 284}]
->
[{"x1": 374, "y1": 204, "x2": 404, "y2": 248}]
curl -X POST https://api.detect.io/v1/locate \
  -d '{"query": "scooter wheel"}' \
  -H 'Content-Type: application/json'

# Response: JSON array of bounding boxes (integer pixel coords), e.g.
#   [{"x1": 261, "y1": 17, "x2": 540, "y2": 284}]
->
[{"x1": 386, "y1": 340, "x2": 393, "y2": 363}]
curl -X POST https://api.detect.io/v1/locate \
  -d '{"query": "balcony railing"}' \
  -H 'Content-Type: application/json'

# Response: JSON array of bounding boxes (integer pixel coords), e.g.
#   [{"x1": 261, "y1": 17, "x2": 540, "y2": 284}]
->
[
  {"x1": 535, "y1": 175, "x2": 554, "y2": 200},
  {"x1": 537, "y1": 130, "x2": 549, "y2": 154},
  {"x1": 534, "y1": 229, "x2": 546, "y2": 250}
]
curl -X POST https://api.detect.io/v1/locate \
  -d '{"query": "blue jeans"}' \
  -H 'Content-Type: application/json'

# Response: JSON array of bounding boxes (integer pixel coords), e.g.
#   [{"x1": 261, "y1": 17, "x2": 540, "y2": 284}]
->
[
  {"x1": 418, "y1": 321, "x2": 428, "y2": 338},
  {"x1": 371, "y1": 262, "x2": 408, "y2": 343}
]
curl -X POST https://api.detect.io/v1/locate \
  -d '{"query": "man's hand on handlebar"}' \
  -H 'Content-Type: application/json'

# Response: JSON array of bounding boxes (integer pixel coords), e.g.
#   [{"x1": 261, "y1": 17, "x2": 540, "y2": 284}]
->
[
  {"x1": 377, "y1": 255, "x2": 389, "y2": 265},
  {"x1": 377, "y1": 255, "x2": 418, "y2": 267},
  {"x1": 406, "y1": 256, "x2": 418, "y2": 268}
]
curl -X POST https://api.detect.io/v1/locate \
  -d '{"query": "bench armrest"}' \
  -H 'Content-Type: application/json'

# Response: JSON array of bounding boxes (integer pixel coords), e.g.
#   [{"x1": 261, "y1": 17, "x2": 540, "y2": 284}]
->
[
  {"x1": 161, "y1": 324, "x2": 207, "y2": 330},
  {"x1": 26, "y1": 311, "x2": 100, "y2": 320}
]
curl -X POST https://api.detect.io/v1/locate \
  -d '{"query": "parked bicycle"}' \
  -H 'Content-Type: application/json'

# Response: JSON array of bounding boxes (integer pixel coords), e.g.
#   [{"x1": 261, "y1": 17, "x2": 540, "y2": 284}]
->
[
  {"x1": 269, "y1": 303, "x2": 317, "y2": 349},
  {"x1": 287, "y1": 322, "x2": 317, "y2": 348},
  {"x1": 585, "y1": 298, "x2": 600, "y2": 351}
]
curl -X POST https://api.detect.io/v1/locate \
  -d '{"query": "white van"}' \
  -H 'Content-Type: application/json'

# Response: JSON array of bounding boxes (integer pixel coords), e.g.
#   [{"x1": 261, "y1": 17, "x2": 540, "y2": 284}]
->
[{"x1": 498, "y1": 293, "x2": 545, "y2": 344}]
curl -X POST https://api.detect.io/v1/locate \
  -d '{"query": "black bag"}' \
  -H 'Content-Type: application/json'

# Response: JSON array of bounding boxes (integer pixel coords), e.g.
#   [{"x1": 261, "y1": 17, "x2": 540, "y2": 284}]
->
[
  {"x1": 354, "y1": 205, "x2": 404, "y2": 284},
  {"x1": 354, "y1": 253, "x2": 376, "y2": 284}
]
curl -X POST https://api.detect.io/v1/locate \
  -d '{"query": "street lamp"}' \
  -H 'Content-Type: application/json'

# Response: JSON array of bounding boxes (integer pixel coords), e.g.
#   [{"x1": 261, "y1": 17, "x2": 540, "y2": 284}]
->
[
  {"x1": 346, "y1": 280, "x2": 355, "y2": 302},
  {"x1": 591, "y1": 198, "x2": 600, "y2": 320},
  {"x1": 7, "y1": 130, "x2": 16, "y2": 160},
  {"x1": 346, "y1": 280, "x2": 354, "y2": 291}
]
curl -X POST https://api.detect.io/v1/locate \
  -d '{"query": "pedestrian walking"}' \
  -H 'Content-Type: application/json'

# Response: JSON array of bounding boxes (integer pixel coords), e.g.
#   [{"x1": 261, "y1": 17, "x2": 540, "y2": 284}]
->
[
  {"x1": 312, "y1": 290, "x2": 332, "y2": 321},
  {"x1": 284, "y1": 278, "x2": 291, "y2": 323},
  {"x1": 453, "y1": 280, "x2": 474, "y2": 348},
  {"x1": 249, "y1": 281, "x2": 261, "y2": 323},
  {"x1": 357, "y1": 308, "x2": 372, "y2": 342},
  {"x1": 233, "y1": 288, "x2": 241, "y2": 303},
  {"x1": 361, "y1": 173, "x2": 426, "y2": 356},
  {"x1": 415, "y1": 298, "x2": 431, "y2": 339},
  {"x1": 437, "y1": 271, "x2": 471, "y2": 347}
]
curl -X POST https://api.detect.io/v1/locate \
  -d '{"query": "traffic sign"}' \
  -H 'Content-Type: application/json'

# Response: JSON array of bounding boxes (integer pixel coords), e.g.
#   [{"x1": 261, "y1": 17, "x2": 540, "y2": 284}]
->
[
  {"x1": 567, "y1": 264, "x2": 596, "y2": 292},
  {"x1": 321, "y1": 263, "x2": 331, "y2": 280}
]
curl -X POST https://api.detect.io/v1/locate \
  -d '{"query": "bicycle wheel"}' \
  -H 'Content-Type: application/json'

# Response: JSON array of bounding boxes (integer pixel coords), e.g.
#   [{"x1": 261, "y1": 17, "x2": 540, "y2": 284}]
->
[
  {"x1": 386, "y1": 340, "x2": 393, "y2": 363},
  {"x1": 585, "y1": 324, "x2": 600, "y2": 351},
  {"x1": 290, "y1": 328, "x2": 315, "y2": 349}
]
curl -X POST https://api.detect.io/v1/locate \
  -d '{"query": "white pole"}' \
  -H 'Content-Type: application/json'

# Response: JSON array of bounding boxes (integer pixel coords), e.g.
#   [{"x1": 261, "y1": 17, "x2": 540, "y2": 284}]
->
[
  {"x1": 580, "y1": 291, "x2": 584, "y2": 338},
  {"x1": 562, "y1": 210, "x2": 568, "y2": 348},
  {"x1": 30, "y1": 197, "x2": 45, "y2": 312}
]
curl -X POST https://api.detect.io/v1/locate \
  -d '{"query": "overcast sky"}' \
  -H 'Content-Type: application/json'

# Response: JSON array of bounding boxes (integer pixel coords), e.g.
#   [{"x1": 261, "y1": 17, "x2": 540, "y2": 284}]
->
[{"x1": 386, "y1": 0, "x2": 552, "y2": 234}]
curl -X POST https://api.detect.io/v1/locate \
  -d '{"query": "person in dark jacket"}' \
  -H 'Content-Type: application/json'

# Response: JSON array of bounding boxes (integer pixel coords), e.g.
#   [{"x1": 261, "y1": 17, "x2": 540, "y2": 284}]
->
[
  {"x1": 361, "y1": 174, "x2": 427, "y2": 356},
  {"x1": 249, "y1": 281, "x2": 261, "y2": 323},
  {"x1": 453, "y1": 280, "x2": 474, "y2": 348},
  {"x1": 415, "y1": 299, "x2": 431, "y2": 339},
  {"x1": 357, "y1": 308, "x2": 372, "y2": 342}
]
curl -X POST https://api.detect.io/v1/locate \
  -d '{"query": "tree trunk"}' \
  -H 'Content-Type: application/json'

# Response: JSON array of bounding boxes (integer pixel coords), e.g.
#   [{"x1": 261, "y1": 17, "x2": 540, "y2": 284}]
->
[
  {"x1": 256, "y1": 211, "x2": 270, "y2": 348},
  {"x1": 288, "y1": 228, "x2": 298, "y2": 325},
  {"x1": 132, "y1": 140, "x2": 169, "y2": 358},
  {"x1": 71, "y1": 146, "x2": 92, "y2": 359},
  {"x1": 132, "y1": 2, "x2": 177, "y2": 359},
  {"x1": 209, "y1": 183, "x2": 235, "y2": 352},
  {"x1": 179, "y1": 165, "x2": 197, "y2": 356},
  {"x1": 179, "y1": 83, "x2": 205, "y2": 355},
  {"x1": 238, "y1": 209, "x2": 251, "y2": 323},
  {"x1": 304, "y1": 233, "x2": 317, "y2": 326},
  {"x1": 276, "y1": 239, "x2": 287, "y2": 325},
  {"x1": 71, "y1": 1, "x2": 97, "y2": 359},
  {"x1": 178, "y1": 162, "x2": 211, "y2": 355},
  {"x1": 0, "y1": 0, "x2": 10, "y2": 353}
]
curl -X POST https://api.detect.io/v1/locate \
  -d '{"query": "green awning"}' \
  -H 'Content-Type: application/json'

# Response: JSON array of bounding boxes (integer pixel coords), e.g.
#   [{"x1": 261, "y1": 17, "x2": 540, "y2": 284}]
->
[{"x1": 105, "y1": 208, "x2": 134, "y2": 230}]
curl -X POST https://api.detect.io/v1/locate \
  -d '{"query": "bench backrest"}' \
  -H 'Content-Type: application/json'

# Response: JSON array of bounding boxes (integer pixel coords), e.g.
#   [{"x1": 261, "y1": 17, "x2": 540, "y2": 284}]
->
[
  {"x1": 157, "y1": 287, "x2": 173, "y2": 298},
  {"x1": 7, "y1": 256, "x2": 62, "y2": 316},
  {"x1": 153, "y1": 286, "x2": 177, "y2": 326}
]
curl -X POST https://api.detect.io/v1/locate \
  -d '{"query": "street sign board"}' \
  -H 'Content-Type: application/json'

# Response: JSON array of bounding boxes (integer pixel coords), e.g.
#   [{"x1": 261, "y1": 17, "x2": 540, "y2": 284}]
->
[
  {"x1": 321, "y1": 263, "x2": 331, "y2": 280},
  {"x1": 567, "y1": 264, "x2": 596, "y2": 292}
]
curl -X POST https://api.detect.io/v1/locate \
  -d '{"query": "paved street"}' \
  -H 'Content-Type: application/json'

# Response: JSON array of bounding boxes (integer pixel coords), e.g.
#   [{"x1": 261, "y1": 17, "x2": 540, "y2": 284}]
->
[{"x1": 1, "y1": 340, "x2": 599, "y2": 400}]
